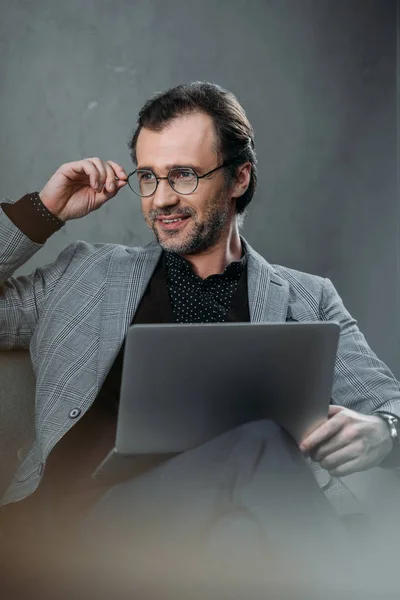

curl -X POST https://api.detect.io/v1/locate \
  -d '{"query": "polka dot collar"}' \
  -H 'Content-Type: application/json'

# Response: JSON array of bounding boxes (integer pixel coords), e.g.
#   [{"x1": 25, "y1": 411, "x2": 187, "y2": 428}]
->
[{"x1": 164, "y1": 249, "x2": 247, "y2": 281}]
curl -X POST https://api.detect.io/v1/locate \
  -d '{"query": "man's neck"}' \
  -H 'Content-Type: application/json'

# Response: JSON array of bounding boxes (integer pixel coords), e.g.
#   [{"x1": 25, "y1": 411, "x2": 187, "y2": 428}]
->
[{"x1": 181, "y1": 229, "x2": 243, "y2": 279}]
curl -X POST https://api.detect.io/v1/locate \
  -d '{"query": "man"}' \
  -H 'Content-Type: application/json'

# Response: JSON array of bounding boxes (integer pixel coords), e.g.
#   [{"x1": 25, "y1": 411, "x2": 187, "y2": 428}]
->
[{"x1": 0, "y1": 82, "x2": 399, "y2": 582}]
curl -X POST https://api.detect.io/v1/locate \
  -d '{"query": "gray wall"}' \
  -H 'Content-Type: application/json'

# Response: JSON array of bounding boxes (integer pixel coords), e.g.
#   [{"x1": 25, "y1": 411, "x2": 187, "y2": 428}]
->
[{"x1": 1, "y1": 0, "x2": 399, "y2": 374}]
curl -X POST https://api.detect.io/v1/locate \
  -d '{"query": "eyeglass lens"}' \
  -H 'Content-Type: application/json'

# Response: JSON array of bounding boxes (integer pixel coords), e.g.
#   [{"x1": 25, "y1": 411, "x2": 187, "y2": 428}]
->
[{"x1": 129, "y1": 168, "x2": 198, "y2": 196}]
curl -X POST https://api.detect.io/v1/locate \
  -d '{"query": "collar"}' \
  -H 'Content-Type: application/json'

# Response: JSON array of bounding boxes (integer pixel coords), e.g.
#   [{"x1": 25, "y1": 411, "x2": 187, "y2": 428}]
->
[{"x1": 164, "y1": 247, "x2": 247, "y2": 281}]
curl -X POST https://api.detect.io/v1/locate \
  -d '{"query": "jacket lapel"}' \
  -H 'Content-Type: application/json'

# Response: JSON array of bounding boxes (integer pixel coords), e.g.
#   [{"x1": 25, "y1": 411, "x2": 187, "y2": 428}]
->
[
  {"x1": 96, "y1": 241, "x2": 162, "y2": 387},
  {"x1": 243, "y1": 239, "x2": 290, "y2": 323}
]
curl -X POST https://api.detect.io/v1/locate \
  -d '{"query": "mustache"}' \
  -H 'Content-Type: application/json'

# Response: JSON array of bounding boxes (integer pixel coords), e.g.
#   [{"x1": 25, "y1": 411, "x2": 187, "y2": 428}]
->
[{"x1": 148, "y1": 207, "x2": 196, "y2": 221}]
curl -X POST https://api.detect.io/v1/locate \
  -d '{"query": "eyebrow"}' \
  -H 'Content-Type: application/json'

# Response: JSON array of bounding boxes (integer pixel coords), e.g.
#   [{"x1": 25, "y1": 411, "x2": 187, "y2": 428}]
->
[{"x1": 136, "y1": 163, "x2": 205, "y2": 173}]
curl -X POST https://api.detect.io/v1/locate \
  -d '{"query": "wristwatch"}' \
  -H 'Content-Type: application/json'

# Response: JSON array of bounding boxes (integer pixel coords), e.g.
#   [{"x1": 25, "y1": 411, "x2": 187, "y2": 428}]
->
[
  {"x1": 376, "y1": 413, "x2": 400, "y2": 467},
  {"x1": 377, "y1": 412, "x2": 400, "y2": 446}
]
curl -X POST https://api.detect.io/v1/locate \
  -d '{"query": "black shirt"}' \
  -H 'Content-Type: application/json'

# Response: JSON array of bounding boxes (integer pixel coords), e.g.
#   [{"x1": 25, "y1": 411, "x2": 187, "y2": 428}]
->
[{"x1": 165, "y1": 250, "x2": 246, "y2": 323}]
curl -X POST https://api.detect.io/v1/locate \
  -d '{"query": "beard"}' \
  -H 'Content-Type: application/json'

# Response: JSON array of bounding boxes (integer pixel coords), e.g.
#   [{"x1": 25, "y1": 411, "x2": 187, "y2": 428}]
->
[{"x1": 144, "y1": 191, "x2": 231, "y2": 255}]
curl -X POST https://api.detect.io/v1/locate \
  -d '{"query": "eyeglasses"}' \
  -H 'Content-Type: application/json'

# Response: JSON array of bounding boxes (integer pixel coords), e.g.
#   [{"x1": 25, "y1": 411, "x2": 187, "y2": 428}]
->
[{"x1": 127, "y1": 161, "x2": 233, "y2": 197}]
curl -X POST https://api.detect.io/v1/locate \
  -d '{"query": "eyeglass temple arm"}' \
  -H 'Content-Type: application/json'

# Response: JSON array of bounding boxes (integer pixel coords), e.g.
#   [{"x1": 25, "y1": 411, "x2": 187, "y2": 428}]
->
[{"x1": 197, "y1": 163, "x2": 230, "y2": 180}]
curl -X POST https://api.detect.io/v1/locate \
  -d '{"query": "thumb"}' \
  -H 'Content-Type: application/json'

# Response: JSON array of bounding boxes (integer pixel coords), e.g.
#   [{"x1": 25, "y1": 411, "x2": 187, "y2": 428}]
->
[
  {"x1": 100, "y1": 179, "x2": 127, "y2": 202},
  {"x1": 328, "y1": 404, "x2": 344, "y2": 417}
]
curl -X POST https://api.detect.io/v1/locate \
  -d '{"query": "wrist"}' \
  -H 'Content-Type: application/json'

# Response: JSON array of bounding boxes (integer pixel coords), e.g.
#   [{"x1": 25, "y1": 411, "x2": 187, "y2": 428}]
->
[{"x1": 38, "y1": 191, "x2": 66, "y2": 222}]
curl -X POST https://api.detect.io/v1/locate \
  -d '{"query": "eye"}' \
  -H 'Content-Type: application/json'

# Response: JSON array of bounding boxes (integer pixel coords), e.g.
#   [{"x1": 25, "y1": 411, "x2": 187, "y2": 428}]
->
[
  {"x1": 175, "y1": 169, "x2": 196, "y2": 180},
  {"x1": 138, "y1": 171, "x2": 155, "y2": 182}
]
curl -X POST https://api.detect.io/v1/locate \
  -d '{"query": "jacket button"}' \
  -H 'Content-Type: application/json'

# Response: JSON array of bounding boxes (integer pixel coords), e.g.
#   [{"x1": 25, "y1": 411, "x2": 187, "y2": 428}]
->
[{"x1": 69, "y1": 408, "x2": 81, "y2": 419}]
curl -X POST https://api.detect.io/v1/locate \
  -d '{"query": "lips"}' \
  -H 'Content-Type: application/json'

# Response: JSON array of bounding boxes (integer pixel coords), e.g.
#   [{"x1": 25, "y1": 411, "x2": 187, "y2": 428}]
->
[
  {"x1": 159, "y1": 217, "x2": 185, "y2": 224},
  {"x1": 156, "y1": 214, "x2": 191, "y2": 231},
  {"x1": 156, "y1": 215, "x2": 190, "y2": 222}
]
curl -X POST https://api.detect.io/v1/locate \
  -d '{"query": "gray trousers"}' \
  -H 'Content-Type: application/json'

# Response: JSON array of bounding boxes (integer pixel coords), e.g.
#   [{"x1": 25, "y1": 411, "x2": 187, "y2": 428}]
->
[
  {"x1": 80, "y1": 420, "x2": 352, "y2": 596},
  {"x1": 0, "y1": 421, "x2": 393, "y2": 599}
]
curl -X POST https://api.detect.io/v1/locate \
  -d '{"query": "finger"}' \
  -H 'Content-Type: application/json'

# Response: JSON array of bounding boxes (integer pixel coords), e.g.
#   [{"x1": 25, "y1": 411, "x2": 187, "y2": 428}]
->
[
  {"x1": 88, "y1": 157, "x2": 108, "y2": 191},
  {"x1": 328, "y1": 457, "x2": 363, "y2": 478},
  {"x1": 319, "y1": 443, "x2": 360, "y2": 472},
  {"x1": 102, "y1": 165, "x2": 129, "y2": 197},
  {"x1": 106, "y1": 160, "x2": 128, "y2": 181},
  {"x1": 68, "y1": 160, "x2": 101, "y2": 191},
  {"x1": 300, "y1": 415, "x2": 343, "y2": 453},
  {"x1": 328, "y1": 404, "x2": 345, "y2": 417},
  {"x1": 95, "y1": 177, "x2": 127, "y2": 204},
  {"x1": 309, "y1": 431, "x2": 349, "y2": 463},
  {"x1": 103, "y1": 162, "x2": 119, "y2": 194}
]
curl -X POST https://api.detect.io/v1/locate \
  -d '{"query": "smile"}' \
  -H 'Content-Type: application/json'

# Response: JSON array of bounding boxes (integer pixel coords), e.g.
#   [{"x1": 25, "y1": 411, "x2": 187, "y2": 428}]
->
[{"x1": 156, "y1": 215, "x2": 191, "y2": 231}]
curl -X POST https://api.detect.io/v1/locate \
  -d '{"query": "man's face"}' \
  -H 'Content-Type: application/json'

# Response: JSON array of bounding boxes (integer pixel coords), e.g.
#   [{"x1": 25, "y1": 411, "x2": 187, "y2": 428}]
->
[{"x1": 136, "y1": 112, "x2": 234, "y2": 255}]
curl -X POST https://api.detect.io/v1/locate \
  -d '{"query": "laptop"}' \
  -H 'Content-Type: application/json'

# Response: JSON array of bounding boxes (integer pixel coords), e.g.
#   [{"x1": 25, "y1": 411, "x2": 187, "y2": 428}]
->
[{"x1": 92, "y1": 322, "x2": 339, "y2": 484}]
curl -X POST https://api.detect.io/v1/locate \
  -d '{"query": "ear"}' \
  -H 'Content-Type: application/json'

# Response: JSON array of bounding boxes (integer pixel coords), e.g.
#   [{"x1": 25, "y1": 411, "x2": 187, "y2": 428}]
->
[{"x1": 231, "y1": 162, "x2": 251, "y2": 199}]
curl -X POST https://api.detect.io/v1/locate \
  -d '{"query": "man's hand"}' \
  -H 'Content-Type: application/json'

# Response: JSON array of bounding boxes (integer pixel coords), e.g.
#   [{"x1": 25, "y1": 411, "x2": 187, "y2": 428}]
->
[
  {"x1": 299, "y1": 405, "x2": 393, "y2": 477},
  {"x1": 39, "y1": 158, "x2": 128, "y2": 221}
]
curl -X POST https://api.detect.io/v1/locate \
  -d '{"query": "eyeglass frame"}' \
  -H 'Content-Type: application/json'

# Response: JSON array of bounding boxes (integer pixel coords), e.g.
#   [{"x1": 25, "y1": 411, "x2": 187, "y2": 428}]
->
[{"x1": 127, "y1": 160, "x2": 235, "y2": 197}]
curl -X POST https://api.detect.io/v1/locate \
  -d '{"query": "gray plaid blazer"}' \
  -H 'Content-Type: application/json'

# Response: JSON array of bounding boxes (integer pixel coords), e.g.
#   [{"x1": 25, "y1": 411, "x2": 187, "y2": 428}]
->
[{"x1": 1, "y1": 203, "x2": 400, "y2": 515}]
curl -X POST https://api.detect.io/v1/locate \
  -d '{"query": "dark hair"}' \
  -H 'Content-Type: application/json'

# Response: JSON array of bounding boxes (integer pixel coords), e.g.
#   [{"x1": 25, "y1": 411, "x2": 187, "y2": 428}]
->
[{"x1": 128, "y1": 82, "x2": 258, "y2": 214}]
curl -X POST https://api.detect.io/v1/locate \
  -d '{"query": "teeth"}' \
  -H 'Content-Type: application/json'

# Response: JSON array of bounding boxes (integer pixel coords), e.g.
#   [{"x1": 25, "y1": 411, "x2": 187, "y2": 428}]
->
[{"x1": 162, "y1": 218, "x2": 183, "y2": 223}]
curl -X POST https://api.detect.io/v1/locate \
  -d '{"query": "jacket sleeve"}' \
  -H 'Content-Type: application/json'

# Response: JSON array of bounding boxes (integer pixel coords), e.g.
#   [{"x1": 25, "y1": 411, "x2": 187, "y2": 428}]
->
[
  {"x1": 321, "y1": 278, "x2": 400, "y2": 469},
  {"x1": 320, "y1": 277, "x2": 400, "y2": 419},
  {"x1": 0, "y1": 199, "x2": 77, "y2": 350}
]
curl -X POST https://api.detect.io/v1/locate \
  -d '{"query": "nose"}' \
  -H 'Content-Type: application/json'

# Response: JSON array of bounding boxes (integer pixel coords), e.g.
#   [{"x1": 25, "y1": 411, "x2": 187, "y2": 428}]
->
[{"x1": 152, "y1": 178, "x2": 180, "y2": 209}]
